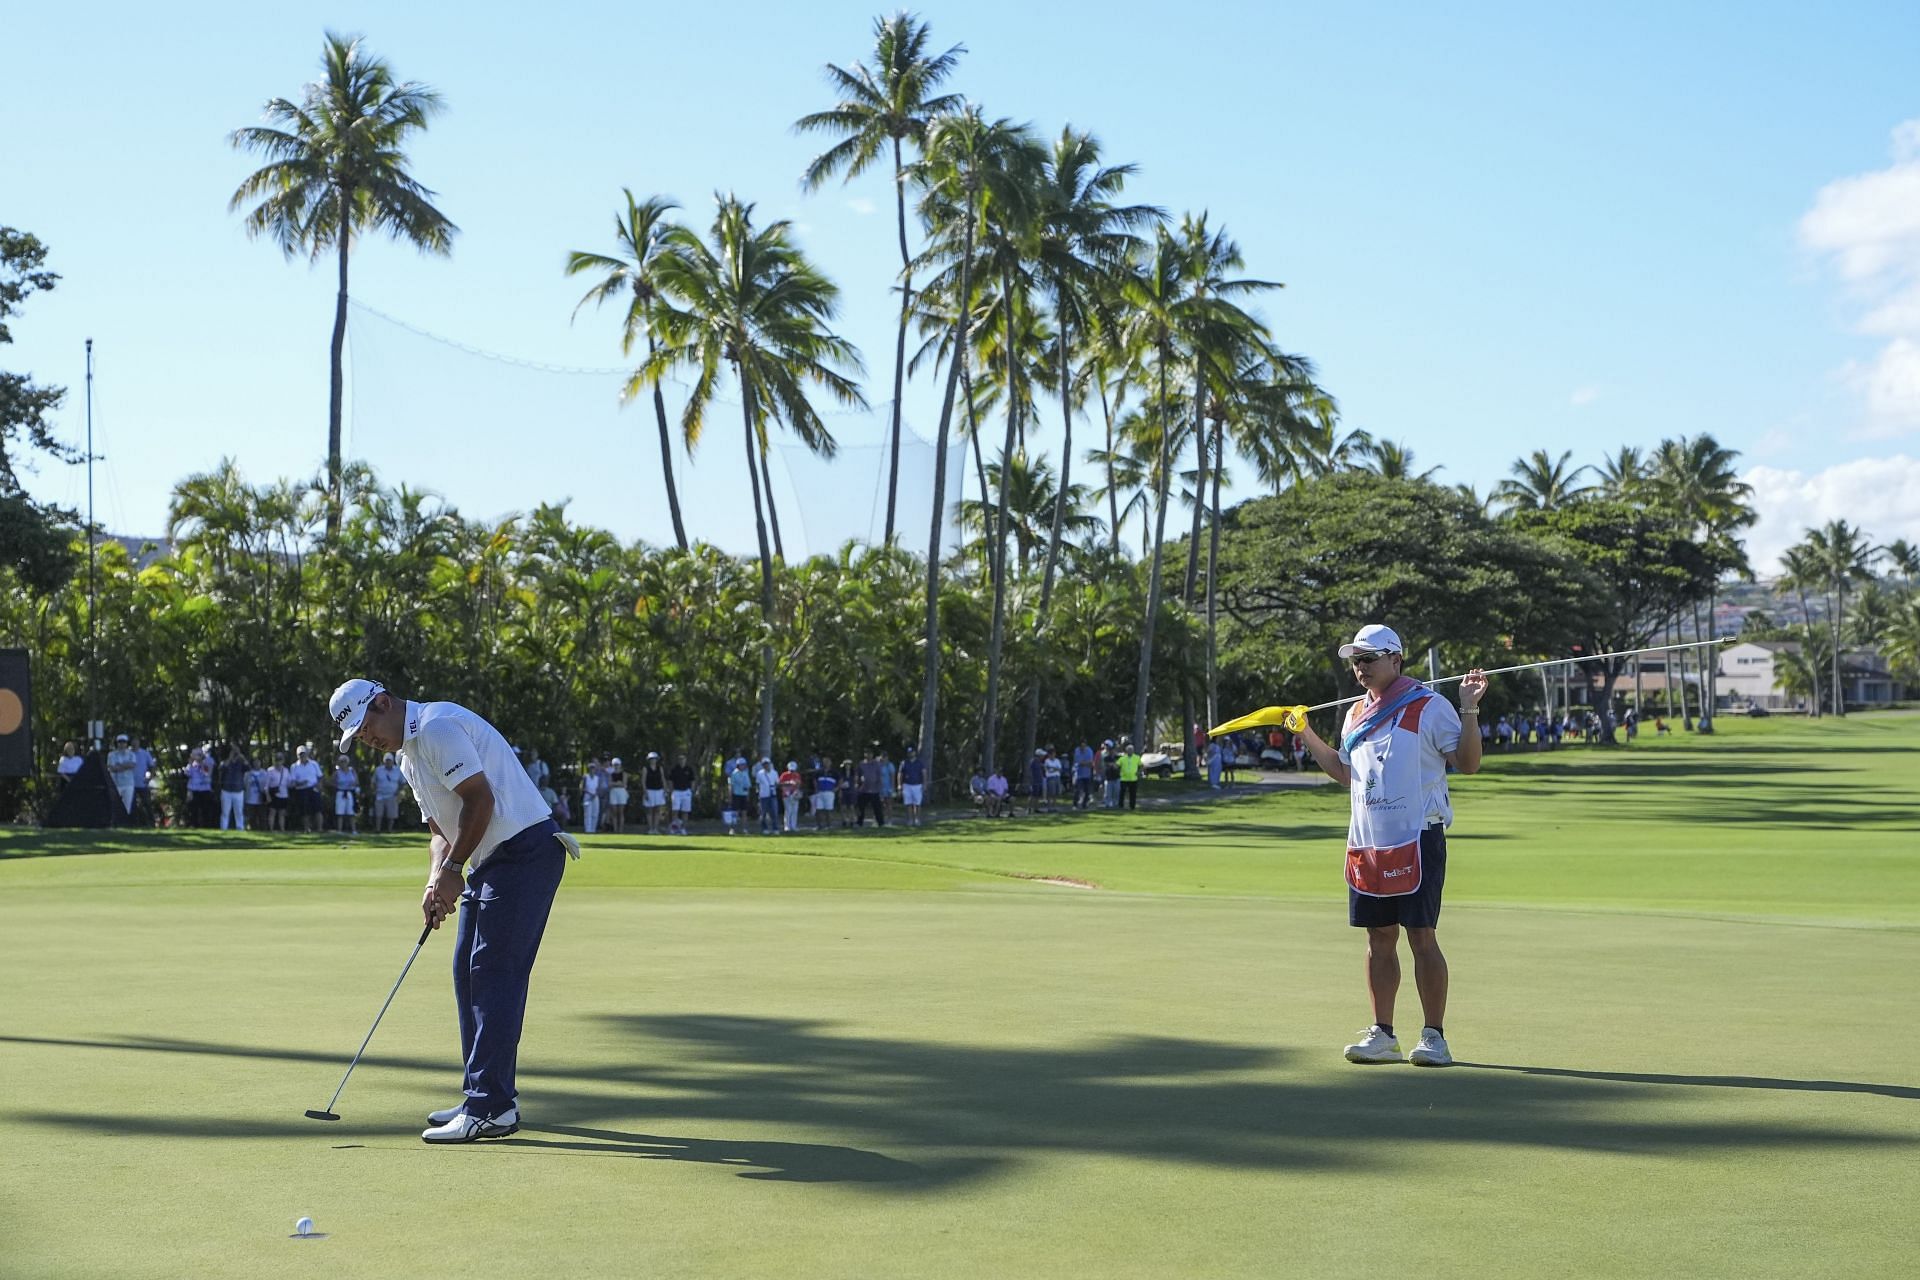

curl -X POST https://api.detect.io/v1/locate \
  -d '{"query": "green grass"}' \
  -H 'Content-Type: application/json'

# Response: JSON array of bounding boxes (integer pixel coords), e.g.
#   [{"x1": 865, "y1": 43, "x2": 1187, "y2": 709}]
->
[{"x1": 2, "y1": 714, "x2": 1916, "y2": 1277}]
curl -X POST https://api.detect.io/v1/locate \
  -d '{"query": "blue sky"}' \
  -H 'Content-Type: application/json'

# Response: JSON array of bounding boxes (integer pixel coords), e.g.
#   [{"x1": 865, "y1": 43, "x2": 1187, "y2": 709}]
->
[{"x1": 6, "y1": 0, "x2": 1920, "y2": 568}]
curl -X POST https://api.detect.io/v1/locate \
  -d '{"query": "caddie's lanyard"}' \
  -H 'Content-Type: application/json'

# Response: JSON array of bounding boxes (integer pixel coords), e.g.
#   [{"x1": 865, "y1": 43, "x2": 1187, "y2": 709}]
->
[{"x1": 1342, "y1": 684, "x2": 1429, "y2": 756}]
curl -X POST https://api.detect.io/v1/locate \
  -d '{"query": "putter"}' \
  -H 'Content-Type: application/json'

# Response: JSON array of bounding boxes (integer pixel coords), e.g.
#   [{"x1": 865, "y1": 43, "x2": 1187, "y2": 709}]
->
[{"x1": 305, "y1": 922, "x2": 435, "y2": 1122}]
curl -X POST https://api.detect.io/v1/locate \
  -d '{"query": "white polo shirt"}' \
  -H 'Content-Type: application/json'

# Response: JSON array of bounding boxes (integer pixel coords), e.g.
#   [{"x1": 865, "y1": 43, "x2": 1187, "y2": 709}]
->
[{"x1": 397, "y1": 700, "x2": 552, "y2": 870}]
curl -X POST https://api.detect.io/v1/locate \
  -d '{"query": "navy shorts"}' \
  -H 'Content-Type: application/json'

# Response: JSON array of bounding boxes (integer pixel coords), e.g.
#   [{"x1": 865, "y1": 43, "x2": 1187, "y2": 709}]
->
[{"x1": 1348, "y1": 824, "x2": 1447, "y2": 929}]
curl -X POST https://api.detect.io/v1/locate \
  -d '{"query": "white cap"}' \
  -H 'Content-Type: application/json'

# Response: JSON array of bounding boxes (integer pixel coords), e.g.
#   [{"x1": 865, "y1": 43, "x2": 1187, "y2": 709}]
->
[
  {"x1": 611, "y1": 756, "x2": 623, "y2": 766},
  {"x1": 646, "y1": 750, "x2": 659, "y2": 759},
  {"x1": 329, "y1": 678, "x2": 385, "y2": 752},
  {"x1": 1337, "y1": 625, "x2": 1404, "y2": 660},
  {"x1": 787, "y1": 760, "x2": 798, "y2": 769}
]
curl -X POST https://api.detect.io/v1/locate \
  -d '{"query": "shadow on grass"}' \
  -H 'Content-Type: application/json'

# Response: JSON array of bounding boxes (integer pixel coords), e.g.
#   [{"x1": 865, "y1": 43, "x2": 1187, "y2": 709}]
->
[
  {"x1": 8, "y1": 1015, "x2": 1915, "y2": 1191},
  {"x1": 0, "y1": 829, "x2": 414, "y2": 860}
]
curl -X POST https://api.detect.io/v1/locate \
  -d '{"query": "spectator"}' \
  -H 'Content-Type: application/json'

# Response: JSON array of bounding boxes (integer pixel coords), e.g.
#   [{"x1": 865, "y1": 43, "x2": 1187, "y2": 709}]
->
[
  {"x1": 265, "y1": 751, "x2": 290, "y2": 832},
  {"x1": 581, "y1": 757, "x2": 605, "y2": 834},
  {"x1": 245, "y1": 755, "x2": 270, "y2": 830},
  {"x1": 642, "y1": 751, "x2": 668, "y2": 835},
  {"x1": 524, "y1": 746, "x2": 550, "y2": 793},
  {"x1": 724, "y1": 756, "x2": 751, "y2": 835},
  {"x1": 669, "y1": 754, "x2": 696, "y2": 835},
  {"x1": 131, "y1": 734, "x2": 157, "y2": 824},
  {"x1": 1101, "y1": 740, "x2": 1121, "y2": 808},
  {"x1": 1207, "y1": 737, "x2": 1223, "y2": 790},
  {"x1": 985, "y1": 765, "x2": 1009, "y2": 818},
  {"x1": 605, "y1": 757, "x2": 628, "y2": 834},
  {"x1": 56, "y1": 739, "x2": 83, "y2": 788},
  {"x1": 969, "y1": 766, "x2": 988, "y2": 812},
  {"x1": 778, "y1": 760, "x2": 803, "y2": 832},
  {"x1": 105, "y1": 734, "x2": 137, "y2": 814},
  {"x1": 755, "y1": 757, "x2": 780, "y2": 834},
  {"x1": 855, "y1": 750, "x2": 886, "y2": 827},
  {"x1": 186, "y1": 747, "x2": 216, "y2": 828},
  {"x1": 289, "y1": 746, "x2": 323, "y2": 832},
  {"x1": 898, "y1": 746, "x2": 926, "y2": 827},
  {"x1": 372, "y1": 751, "x2": 404, "y2": 833},
  {"x1": 1117, "y1": 740, "x2": 1141, "y2": 811},
  {"x1": 1043, "y1": 747, "x2": 1064, "y2": 810},
  {"x1": 837, "y1": 758, "x2": 857, "y2": 828},
  {"x1": 1072, "y1": 740, "x2": 1096, "y2": 810},
  {"x1": 219, "y1": 746, "x2": 249, "y2": 831},
  {"x1": 1027, "y1": 748, "x2": 1048, "y2": 815},
  {"x1": 332, "y1": 753, "x2": 358, "y2": 836},
  {"x1": 876, "y1": 748, "x2": 896, "y2": 826},
  {"x1": 814, "y1": 761, "x2": 839, "y2": 831}
]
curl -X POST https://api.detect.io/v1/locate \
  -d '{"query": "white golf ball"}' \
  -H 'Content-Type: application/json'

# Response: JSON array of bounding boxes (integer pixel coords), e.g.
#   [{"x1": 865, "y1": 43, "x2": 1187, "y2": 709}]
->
[{"x1": 295, "y1": 1217, "x2": 314, "y2": 1236}]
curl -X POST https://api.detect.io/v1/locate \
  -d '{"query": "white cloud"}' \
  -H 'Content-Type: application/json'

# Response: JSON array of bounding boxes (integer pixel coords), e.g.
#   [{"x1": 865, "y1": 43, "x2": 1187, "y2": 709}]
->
[
  {"x1": 1741, "y1": 454, "x2": 1920, "y2": 573},
  {"x1": 1800, "y1": 122, "x2": 1920, "y2": 433},
  {"x1": 846, "y1": 197, "x2": 877, "y2": 216},
  {"x1": 1569, "y1": 386, "x2": 1600, "y2": 407}
]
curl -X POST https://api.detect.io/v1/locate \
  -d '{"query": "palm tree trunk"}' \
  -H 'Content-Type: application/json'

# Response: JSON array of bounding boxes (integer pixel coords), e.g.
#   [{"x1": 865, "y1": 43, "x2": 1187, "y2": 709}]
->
[
  {"x1": 1020, "y1": 304, "x2": 1076, "y2": 766},
  {"x1": 757, "y1": 442, "x2": 786, "y2": 561},
  {"x1": 1133, "y1": 344, "x2": 1175, "y2": 749},
  {"x1": 1099, "y1": 379, "x2": 1120, "y2": 555},
  {"x1": 1205, "y1": 415, "x2": 1224, "y2": 730},
  {"x1": 981, "y1": 280, "x2": 1020, "y2": 775},
  {"x1": 647, "y1": 334, "x2": 689, "y2": 550},
  {"x1": 1179, "y1": 363, "x2": 1206, "y2": 775},
  {"x1": 884, "y1": 135, "x2": 912, "y2": 546},
  {"x1": 1700, "y1": 586, "x2": 1717, "y2": 732},
  {"x1": 1677, "y1": 611, "x2": 1693, "y2": 729},
  {"x1": 919, "y1": 183, "x2": 975, "y2": 787},
  {"x1": 1831, "y1": 580, "x2": 1847, "y2": 716},
  {"x1": 739, "y1": 377, "x2": 777, "y2": 761},
  {"x1": 1793, "y1": 579, "x2": 1816, "y2": 716},
  {"x1": 326, "y1": 206, "x2": 350, "y2": 540},
  {"x1": 962, "y1": 363, "x2": 993, "y2": 582}
]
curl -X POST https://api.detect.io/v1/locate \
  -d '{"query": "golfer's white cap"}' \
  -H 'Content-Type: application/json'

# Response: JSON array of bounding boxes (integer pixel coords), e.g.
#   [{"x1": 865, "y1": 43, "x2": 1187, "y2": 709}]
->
[
  {"x1": 329, "y1": 678, "x2": 385, "y2": 752},
  {"x1": 1337, "y1": 624, "x2": 1404, "y2": 660}
]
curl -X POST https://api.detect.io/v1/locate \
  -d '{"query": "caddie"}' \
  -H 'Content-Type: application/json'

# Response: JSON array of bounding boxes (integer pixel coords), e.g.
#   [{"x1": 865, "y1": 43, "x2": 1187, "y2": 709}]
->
[
  {"x1": 330, "y1": 678, "x2": 579, "y2": 1142},
  {"x1": 1292, "y1": 625, "x2": 1484, "y2": 1068}
]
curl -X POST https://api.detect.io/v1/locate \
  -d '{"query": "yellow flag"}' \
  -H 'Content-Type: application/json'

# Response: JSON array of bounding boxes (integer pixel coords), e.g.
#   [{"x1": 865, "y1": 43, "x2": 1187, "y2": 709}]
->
[{"x1": 1208, "y1": 705, "x2": 1309, "y2": 736}]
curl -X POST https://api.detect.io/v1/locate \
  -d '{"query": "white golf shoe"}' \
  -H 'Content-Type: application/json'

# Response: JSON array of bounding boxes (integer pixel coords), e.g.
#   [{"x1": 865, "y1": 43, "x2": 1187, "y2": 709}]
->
[
  {"x1": 421, "y1": 1106, "x2": 519, "y2": 1143},
  {"x1": 1409, "y1": 1027, "x2": 1453, "y2": 1068},
  {"x1": 1343, "y1": 1026, "x2": 1403, "y2": 1064}
]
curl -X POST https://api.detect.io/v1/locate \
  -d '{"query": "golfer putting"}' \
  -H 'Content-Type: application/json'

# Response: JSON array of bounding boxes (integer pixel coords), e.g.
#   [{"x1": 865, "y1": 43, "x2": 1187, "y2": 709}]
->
[
  {"x1": 329, "y1": 678, "x2": 579, "y2": 1142},
  {"x1": 1291, "y1": 626, "x2": 1484, "y2": 1068}
]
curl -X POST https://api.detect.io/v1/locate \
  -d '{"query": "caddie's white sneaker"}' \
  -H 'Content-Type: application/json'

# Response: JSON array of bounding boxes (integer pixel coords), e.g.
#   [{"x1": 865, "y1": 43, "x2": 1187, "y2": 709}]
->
[
  {"x1": 1409, "y1": 1028, "x2": 1453, "y2": 1068},
  {"x1": 1343, "y1": 1026, "x2": 1402, "y2": 1064},
  {"x1": 421, "y1": 1107, "x2": 519, "y2": 1143}
]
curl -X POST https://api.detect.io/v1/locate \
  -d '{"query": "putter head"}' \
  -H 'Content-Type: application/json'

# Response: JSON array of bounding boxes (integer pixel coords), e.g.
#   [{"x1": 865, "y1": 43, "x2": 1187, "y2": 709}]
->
[{"x1": 304, "y1": 1109, "x2": 341, "y2": 1122}]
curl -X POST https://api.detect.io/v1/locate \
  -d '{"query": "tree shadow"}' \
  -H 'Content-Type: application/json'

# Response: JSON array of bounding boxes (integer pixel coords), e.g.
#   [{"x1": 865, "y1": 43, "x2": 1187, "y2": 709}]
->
[{"x1": 9, "y1": 1016, "x2": 1913, "y2": 1194}]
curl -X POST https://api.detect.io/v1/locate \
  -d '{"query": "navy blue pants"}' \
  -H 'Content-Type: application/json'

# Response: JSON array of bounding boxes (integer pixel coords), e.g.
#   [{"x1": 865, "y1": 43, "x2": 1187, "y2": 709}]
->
[{"x1": 453, "y1": 818, "x2": 565, "y2": 1118}]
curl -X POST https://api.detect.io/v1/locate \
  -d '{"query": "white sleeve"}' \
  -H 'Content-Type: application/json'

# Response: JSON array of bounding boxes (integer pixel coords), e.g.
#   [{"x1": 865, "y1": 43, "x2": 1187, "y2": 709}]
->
[{"x1": 414, "y1": 719, "x2": 483, "y2": 790}]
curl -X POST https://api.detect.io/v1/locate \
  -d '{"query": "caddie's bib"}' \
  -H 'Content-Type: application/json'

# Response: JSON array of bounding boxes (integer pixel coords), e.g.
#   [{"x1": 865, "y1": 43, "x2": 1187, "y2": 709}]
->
[{"x1": 1343, "y1": 684, "x2": 1437, "y2": 897}]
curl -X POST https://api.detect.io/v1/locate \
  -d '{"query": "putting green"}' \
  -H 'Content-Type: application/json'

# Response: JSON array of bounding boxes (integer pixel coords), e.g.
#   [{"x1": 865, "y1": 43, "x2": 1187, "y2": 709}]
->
[{"x1": 2, "y1": 714, "x2": 1915, "y2": 1278}]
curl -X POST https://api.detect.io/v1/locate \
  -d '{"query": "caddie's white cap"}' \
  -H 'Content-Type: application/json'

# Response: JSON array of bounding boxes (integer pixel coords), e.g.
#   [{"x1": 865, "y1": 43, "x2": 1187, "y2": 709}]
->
[
  {"x1": 329, "y1": 678, "x2": 385, "y2": 752},
  {"x1": 1337, "y1": 624, "x2": 1404, "y2": 660}
]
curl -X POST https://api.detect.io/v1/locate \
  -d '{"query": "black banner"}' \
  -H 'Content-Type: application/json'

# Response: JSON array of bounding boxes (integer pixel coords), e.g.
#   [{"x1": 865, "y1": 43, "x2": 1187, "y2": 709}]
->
[{"x1": 0, "y1": 648, "x2": 30, "y2": 778}]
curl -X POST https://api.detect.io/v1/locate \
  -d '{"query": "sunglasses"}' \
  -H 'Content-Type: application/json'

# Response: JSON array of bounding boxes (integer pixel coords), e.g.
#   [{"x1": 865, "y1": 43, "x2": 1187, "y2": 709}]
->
[{"x1": 1350, "y1": 651, "x2": 1395, "y2": 665}]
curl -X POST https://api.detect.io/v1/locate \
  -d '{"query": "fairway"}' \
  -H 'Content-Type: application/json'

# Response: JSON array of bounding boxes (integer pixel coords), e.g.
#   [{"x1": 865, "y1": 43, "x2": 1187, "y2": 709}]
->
[{"x1": 3, "y1": 716, "x2": 1917, "y2": 1278}]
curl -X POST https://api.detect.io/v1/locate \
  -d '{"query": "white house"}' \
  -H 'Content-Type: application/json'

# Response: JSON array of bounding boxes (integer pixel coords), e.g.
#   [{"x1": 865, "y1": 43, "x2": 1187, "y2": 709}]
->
[{"x1": 1716, "y1": 641, "x2": 1902, "y2": 710}]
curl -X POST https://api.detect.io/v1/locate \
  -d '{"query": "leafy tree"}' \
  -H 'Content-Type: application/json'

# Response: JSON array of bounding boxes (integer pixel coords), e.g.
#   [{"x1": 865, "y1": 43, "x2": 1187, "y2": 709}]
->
[
  {"x1": 569, "y1": 191, "x2": 691, "y2": 550},
  {"x1": 228, "y1": 31, "x2": 457, "y2": 536},
  {"x1": 0, "y1": 226, "x2": 79, "y2": 593},
  {"x1": 796, "y1": 12, "x2": 964, "y2": 545},
  {"x1": 1212, "y1": 473, "x2": 1595, "y2": 736}
]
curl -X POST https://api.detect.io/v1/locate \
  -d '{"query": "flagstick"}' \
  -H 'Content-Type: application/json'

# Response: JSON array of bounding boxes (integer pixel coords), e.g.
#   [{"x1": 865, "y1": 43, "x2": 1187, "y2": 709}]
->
[{"x1": 1301, "y1": 637, "x2": 1734, "y2": 715}]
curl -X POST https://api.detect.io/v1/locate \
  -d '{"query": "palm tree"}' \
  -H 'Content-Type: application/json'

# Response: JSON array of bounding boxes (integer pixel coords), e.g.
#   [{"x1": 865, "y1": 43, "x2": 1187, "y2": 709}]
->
[
  {"x1": 1494, "y1": 449, "x2": 1591, "y2": 512},
  {"x1": 1651, "y1": 434, "x2": 1753, "y2": 726},
  {"x1": 638, "y1": 194, "x2": 866, "y2": 759},
  {"x1": 1359, "y1": 437, "x2": 1440, "y2": 481},
  {"x1": 796, "y1": 12, "x2": 964, "y2": 546},
  {"x1": 1881, "y1": 538, "x2": 1919, "y2": 601},
  {"x1": 1805, "y1": 519, "x2": 1876, "y2": 716},
  {"x1": 957, "y1": 453, "x2": 1099, "y2": 579},
  {"x1": 568, "y1": 191, "x2": 690, "y2": 550},
  {"x1": 228, "y1": 31, "x2": 456, "y2": 537},
  {"x1": 1777, "y1": 543, "x2": 1825, "y2": 715},
  {"x1": 1597, "y1": 445, "x2": 1650, "y2": 500},
  {"x1": 1881, "y1": 596, "x2": 1920, "y2": 681}
]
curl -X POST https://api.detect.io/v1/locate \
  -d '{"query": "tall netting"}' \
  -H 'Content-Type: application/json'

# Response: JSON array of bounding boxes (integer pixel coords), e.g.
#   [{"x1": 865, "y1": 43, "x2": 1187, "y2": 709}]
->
[{"x1": 347, "y1": 303, "x2": 966, "y2": 558}]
